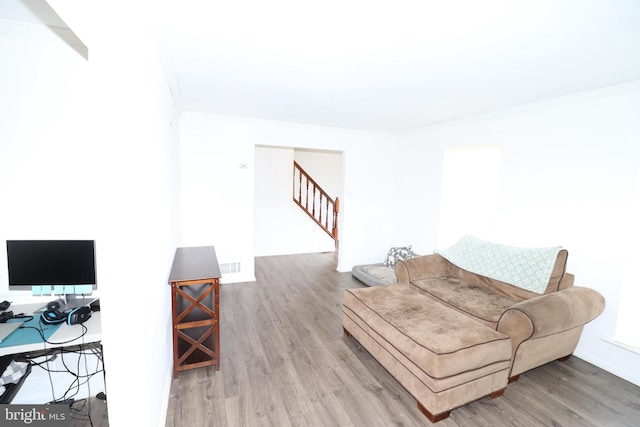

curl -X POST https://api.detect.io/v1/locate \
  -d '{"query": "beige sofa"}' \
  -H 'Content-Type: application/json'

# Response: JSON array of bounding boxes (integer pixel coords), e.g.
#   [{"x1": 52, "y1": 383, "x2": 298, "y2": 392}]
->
[{"x1": 342, "y1": 236, "x2": 605, "y2": 422}]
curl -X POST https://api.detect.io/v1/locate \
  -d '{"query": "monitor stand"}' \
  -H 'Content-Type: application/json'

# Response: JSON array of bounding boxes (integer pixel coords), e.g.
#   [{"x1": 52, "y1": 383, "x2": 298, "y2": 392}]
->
[
  {"x1": 59, "y1": 293, "x2": 95, "y2": 311},
  {"x1": 37, "y1": 294, "x2": 95, "y2": 312}
]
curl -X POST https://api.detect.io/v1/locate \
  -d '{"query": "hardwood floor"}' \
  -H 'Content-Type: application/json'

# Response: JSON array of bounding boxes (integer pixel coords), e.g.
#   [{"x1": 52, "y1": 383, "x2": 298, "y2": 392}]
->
[
  {"x1": 165, "y1": 252, "x2": 640, "y2": 426},
  {"x1": 69, "y1": 396, "x2": 109, "y2": 427}
]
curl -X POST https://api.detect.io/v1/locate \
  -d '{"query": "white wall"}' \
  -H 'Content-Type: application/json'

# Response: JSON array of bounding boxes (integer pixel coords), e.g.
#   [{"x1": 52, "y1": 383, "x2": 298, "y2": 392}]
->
[
  {"x1": 394, "y1": 81, "x2": 640, "y2": 386},
  {"x1": 180, "y1": 113, "x2": 398, "y2": 276},
  {"x1": 0, "y1": 26, "x2": 97, "y2": 260},
  {"x1": 254, "y1": 146, "x2": 338, "y2": 256},
  {"x1": 1, "y1": 4, "x2": 181, "y2": 426},
  {"x1": 179, "y1": 115, "x2": 257, "y2": 283},
  {"x1": 294, "y1": 148, "x2": 343, "y2": 199},
  {"x1": 0, "y1": 17, "x2": 105, "y2": 405}
]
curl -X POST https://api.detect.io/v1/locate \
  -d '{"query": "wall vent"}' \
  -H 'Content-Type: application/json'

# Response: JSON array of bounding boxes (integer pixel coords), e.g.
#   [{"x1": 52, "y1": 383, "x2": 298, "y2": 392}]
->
[{"x1": 220, "y1": 262, "x2": 241, "y2": 274}]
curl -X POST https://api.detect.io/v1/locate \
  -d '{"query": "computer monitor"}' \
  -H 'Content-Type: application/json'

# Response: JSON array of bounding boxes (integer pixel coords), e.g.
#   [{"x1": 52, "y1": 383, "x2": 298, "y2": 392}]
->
[{"x1": 6, "y1": 240, "x2": 96, "y2": 309}]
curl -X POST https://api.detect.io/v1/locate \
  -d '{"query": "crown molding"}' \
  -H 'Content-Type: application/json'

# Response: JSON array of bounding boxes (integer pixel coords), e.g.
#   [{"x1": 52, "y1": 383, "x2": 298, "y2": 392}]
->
[
  {"x1": 1, "y1": 18, "x2": 57, "y2": 40},
  {"x1": 399, "y1": 79, "x2": 640, "y2": 136},
  {"x1": 0, "y1": 18, "x2": 86, "y2": 52}
]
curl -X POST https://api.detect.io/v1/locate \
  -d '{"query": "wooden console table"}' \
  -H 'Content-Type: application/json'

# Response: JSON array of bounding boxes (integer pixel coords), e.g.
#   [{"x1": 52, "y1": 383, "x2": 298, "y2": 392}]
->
[{"x1": 168, "y1": 246, "x2": 221, "y2": 378}]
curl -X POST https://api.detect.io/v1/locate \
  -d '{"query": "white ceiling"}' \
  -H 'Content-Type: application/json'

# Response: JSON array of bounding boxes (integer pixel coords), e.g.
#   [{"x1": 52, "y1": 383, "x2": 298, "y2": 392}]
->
[
  {"x1": 4, "y1": 0, "x2": 640, "y2": 131},
  {"x1": 154, "y1": 0, "x2": 640, "y2": 131},
  {"x1": 0, "y1": 0, "x2": 64, "y2": 26}
]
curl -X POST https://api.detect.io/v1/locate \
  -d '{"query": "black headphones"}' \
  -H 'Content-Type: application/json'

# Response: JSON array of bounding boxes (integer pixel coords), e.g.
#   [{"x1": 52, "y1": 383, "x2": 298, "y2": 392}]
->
[
  {"x1": 40, "y1": 302, "x2": 92, "y2": 326},
  {"x1": 67, "y1": 306, "x2": 92, "y2": 325},
  {"x1": 41, "y1": 307, "x2": 67, "y2": 325}
]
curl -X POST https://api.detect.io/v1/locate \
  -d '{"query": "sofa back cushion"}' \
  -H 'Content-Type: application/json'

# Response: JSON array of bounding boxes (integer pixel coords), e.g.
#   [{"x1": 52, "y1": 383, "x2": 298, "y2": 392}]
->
[
  {"x1": 447, "y1": 251, "x2": 569, "y2": 301},
  {"x1": 435, "y1": 235, "x2": 570, "y2": 301}
]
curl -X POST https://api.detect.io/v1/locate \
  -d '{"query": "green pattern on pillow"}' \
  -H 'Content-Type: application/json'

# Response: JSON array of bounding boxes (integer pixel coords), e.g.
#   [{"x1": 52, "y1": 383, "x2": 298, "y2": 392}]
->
[{"x1": 435, "y1": 235, "x2": 561, "y2": 294}]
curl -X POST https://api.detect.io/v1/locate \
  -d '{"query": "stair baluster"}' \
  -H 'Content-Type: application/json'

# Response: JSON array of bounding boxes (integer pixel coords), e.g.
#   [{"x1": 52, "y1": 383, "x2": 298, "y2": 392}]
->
[{"x1": 292, "y1": 161, "x2": 339, "y2": 245}]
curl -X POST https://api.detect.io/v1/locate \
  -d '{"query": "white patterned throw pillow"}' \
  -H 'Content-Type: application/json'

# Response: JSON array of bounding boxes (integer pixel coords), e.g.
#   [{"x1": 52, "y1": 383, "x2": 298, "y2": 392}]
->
[{"x1": 383, "y1": 245, "x2": 419, "y2": 268}]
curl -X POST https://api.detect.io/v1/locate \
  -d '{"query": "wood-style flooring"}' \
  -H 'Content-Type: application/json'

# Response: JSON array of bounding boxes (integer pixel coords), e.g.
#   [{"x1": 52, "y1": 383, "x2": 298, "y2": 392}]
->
[
  {"x1": 165, "y1": 252, "x2": 640, "y2": 426},
  {"x1": 69, "y1": 396, "x2": 109, "y2": 427}
]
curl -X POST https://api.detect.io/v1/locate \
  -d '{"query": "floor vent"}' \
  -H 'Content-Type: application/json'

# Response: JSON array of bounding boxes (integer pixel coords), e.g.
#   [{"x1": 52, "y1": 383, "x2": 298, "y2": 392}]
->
[{"x1": 220, "y1": 262, "x2": 241, "y2": 274}]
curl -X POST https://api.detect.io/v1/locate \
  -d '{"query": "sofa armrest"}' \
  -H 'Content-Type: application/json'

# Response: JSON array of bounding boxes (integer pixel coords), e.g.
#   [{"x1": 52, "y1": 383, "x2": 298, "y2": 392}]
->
[
  {"x1": 395, "y1": 254, "x2": 452, "y2": 285},
  {"x1": 497, "y1": 286, "x2": 605, "y2": 343}
]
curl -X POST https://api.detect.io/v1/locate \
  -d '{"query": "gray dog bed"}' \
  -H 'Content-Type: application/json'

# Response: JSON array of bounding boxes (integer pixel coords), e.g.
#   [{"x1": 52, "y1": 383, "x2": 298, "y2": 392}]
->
[
  {"x1": 351, "y1": 245, "x2": 419, "y2": 287},
  {"x1": 351, "y1": 263, "x2": 397, "y2": 287}
]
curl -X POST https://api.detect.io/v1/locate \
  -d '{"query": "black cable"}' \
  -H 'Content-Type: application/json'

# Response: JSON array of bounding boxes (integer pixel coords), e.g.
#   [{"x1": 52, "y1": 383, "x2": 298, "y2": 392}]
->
[
  {"x1": 49, "y1": 346, "x2": 101, "y2": 403},
  {"x1": 44, "y1": 348, "x2": 56, "y2": 403},
  {"x1": 18, "y1": 321, "x2": 88, "y2": 346},
  {"x1": 20, "y1": 321, "x2": 101, "y2": 412},
  {"x1": 58, "y1": 344, "x2": 100, "y2": 426},
  {"x1": 59, "y1": 350, "x2": 82, "y2": 401},
  {"x1": 34, "y1": 348, "x2": 102, "y2": 406},
  {"x1": 27, "y1": 350, "x2": 103, "y2": 377},
  {"x1": 16, "y1": 350, "x2": 56, "y2": 366},
  {"x1": 81, "y1": 331, "x2": 95, "y2": 427},
  {"x1": 59, "y1": 345, "x2": 97, "y2": 426},
  {"x1": 13, "y1": 304, "x2": 103, "y2": 423}
]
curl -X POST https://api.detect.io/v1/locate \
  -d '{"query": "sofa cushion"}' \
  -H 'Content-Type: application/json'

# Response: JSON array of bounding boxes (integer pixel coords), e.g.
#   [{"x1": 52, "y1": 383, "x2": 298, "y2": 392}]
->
[
  {"x1": 343, "y1": 285, "x2": 512, "y2": 379},
  {"x1": 410, "y1": 277, "x2": 517, "y2": 328}
]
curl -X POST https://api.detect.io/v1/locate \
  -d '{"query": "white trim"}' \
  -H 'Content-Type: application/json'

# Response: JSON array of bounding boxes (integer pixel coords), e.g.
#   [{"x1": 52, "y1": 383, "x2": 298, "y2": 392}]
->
[
  {"x1": 158, "y1": 363, "x2": 173, "y2": 427},
  {"x1": 603, "y1": 338, "x2": 640, "y2": 356},
  {"x1": 400, "y1": 80, "x2": 640, "y2": 135},
  {"x1": 0, "y1": 18, "x2": 53, "y2": 40},
  {"x1": 220, "y1": 273, "x2": 257, "y2": 284},
  {"x1": 0, "y1": 19, "x2": 87, "y2": 57}
]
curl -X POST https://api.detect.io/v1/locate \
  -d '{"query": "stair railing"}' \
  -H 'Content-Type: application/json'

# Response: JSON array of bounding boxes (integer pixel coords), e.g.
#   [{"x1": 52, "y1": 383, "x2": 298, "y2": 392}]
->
[{"x1": 293, "y1": 161, "x2": 339, "y2": 243}]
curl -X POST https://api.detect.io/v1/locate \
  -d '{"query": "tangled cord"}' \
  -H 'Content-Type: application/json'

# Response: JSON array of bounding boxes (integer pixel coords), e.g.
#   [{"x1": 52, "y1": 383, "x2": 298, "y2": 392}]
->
[{"x1": 17, "y1": 322, "x2": 104, "y2": 427}]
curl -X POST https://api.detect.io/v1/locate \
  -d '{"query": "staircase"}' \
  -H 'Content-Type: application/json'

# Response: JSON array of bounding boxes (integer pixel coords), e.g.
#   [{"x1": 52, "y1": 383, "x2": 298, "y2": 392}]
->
[{"x1": 292, "y1": 161, "x2": 339, "y2": 245}]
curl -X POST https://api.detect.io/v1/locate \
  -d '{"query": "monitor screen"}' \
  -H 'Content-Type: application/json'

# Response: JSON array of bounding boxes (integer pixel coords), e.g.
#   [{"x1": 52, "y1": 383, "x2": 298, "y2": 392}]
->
[{"x1": 6, "y1": 240, "x2": 96, "y2": 289}]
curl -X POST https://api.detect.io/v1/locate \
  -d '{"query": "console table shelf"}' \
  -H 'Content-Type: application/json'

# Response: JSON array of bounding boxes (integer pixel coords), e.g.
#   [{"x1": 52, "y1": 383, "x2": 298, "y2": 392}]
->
[{"x1": 168, "y1": 246, "x2": 221, "y2": 378}]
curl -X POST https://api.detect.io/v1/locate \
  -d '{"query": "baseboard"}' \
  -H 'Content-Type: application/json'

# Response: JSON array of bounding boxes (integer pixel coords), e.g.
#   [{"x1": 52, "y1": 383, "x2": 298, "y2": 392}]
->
[
  {"x1": 575, "y1": 342, "x2": 640, "y2": 388},
  {"x1": 220, "y1": 272, "x2": 256, "y2": 284},
  {"x1": 158, "y1": 363, "x2": 173, "y2": 427}
]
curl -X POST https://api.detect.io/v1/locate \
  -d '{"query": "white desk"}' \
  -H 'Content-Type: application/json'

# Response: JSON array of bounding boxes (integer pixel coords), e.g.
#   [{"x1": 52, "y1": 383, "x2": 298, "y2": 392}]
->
[
  {"x1": 0, "y1": 302, "x2": 104, "y2": 404},
  {"x1": 0, "y1": 302, "x2": 102, "y2": 357}
]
